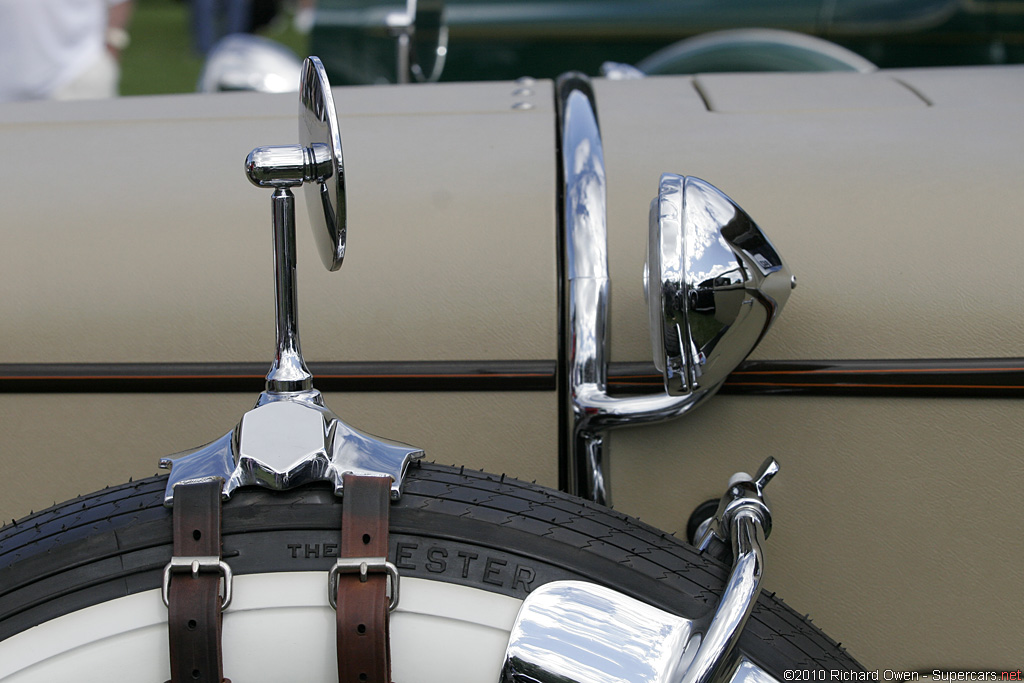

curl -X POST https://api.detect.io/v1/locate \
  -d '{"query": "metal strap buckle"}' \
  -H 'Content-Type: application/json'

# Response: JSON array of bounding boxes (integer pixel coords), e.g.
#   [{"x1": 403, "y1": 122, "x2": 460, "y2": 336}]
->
[
  {"x1": 328, "y1": 557, "x2": 400, "y2": 611},
  {"x1": 161, "y1": 555, "x2": 234, "y2": 610}
]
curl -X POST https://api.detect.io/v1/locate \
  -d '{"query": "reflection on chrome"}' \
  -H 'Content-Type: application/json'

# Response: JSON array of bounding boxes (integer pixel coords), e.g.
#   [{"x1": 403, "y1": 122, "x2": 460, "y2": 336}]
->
[
  {"x1": 501, "y1": 581, "x2": 781, "y2": 683},
  {"x1": 647, "y1": 174, "x2": 792, "y2": 398},
  {"x1": 502, "y1": 464, "x2": 781, "y2": 682},
  {"x1": 501, "y1": 581, "x2": 699, "y2": 683},
  {"x1": 558, "y1": 75, "x2": 792, "y2": 505},
  {"x1": 160, "y1": 387, "x2": 423, "y2": 504}
]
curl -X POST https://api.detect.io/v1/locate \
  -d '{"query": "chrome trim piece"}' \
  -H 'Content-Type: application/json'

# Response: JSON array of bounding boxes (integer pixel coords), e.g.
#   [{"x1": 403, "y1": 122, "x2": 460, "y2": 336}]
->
[
  {"x1": 386, "y1": 0, "x2": 449, "y2": 84},
  {"x1": 559, "y1": 74, "x2": 703, "y2": 504},
  {"x1": 684, "y1": 458, "x2": 778, "y2": 683},
  {"x1": 697, "y1": 457, "x2": 778, "y2": 548},
  {"x1": 160, "y1": 389, "x2": 423, "y2": 504},
  {"x1": 501, "y1": 460, "x2": 780, "y2": 683},
  {"x1": 501, "y1": 581, "x2": 701, "y2": 683},
  {"x1": 682, "y1": 512, "x2": 764, "y2": 683},
  {"x1": 245, "y1": 145, "x2": 332, "y2": 188},
  {"x1": 9, "y1": 357, "x2": 1024, "y2": 396},
  {"x1": 500, "y1": 583, "x2": 781, "y2": 683}
]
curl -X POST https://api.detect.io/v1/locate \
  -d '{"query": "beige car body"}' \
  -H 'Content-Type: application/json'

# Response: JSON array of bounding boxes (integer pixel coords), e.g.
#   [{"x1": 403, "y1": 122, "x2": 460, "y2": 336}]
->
[{"x1": 1, "y1": 66, "x2": 1022, "y2": 669}]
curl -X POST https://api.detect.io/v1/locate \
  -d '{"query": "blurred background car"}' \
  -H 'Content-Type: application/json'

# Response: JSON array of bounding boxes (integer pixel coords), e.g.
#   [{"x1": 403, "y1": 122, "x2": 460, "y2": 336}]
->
[{"x1": 310, "y1": 0, "x2": 1024, "y2": 84}]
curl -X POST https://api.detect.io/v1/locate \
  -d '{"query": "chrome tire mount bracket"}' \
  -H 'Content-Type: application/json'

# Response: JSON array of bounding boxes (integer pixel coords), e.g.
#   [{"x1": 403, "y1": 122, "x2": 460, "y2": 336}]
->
[{"x1": 501, "y1": 458, "x2": 781, "y2": 683}]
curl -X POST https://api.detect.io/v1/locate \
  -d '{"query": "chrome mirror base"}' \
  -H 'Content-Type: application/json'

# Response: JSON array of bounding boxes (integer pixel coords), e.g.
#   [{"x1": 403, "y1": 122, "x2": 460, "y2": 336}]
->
[{"x1": 159, "y1": 389, "x2": 423, "y2": 505}]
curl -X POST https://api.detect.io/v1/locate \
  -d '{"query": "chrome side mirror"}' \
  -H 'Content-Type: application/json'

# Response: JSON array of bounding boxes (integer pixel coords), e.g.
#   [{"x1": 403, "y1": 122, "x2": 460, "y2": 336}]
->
[
  {"x1": 558, "y1": 75, "x2": 792, "y2": 505},
  {"x1": 647, "y1": 173, "x2": 793, "y2": 397},
  {"x1": 244, "y1": 56, "x2": 346, "y2": 392},
  {"x1": 387, "y1": 0, "x2": 449, "y2": 84},
  {"x1": 161, "y1": 57, "x2": 421, "y2": 504}
]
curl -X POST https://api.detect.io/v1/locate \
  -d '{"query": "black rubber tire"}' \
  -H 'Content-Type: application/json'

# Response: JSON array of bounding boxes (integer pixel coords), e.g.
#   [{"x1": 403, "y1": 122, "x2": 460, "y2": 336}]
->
[{"x1": 0, "y1": 461, "x2": 863, "y2": 674}]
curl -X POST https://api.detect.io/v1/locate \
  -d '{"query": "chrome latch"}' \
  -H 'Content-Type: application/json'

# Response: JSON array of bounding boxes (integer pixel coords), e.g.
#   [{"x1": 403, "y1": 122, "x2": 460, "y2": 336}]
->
[
  {"x1": 161, "y1": 555, "x2": 234, "y2": 610},
  {"x1": 696, "y1": 456, "x2": 778, "y2": 554},
  {"x1": 328, "y1": 557, "x2": 401, "y2": 612}
]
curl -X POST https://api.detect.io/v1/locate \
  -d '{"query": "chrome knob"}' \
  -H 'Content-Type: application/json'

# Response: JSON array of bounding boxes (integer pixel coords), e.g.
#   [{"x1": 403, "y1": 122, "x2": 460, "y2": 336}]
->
[{"x1": 245, "y1": 143, "x2": 333, "y2": 189}]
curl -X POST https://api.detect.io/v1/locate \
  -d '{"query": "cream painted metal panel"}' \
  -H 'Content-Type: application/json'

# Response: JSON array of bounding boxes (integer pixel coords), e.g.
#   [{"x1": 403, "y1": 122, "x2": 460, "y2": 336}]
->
[
  {"x1": 0, "y1": 391, "x2": 558, "y2": 527},
  {"x1": 0, "y1": 83, "x2": 560, "y2": 565},
  {"x1": 595, "y1": 69, "x2": 1024, "y2": 668},
  {"x1": 598, "y1": 69, "x2": 1024, "y2": 362},
  {"x1": 0, "y1": 81, "x2": 557, "y2": 364}
]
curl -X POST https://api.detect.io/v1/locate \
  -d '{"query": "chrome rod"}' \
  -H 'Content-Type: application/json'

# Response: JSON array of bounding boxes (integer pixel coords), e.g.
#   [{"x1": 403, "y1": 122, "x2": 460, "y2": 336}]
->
[
  {"x1": 266, "y1": 187, "x2": 313, "y2": 392},
  {"x1": 558, "y1": 75, "x2": 610, "y2": 503},
  {"x1": 679, "y1": 511, "x2": 765, "y2": 683}
]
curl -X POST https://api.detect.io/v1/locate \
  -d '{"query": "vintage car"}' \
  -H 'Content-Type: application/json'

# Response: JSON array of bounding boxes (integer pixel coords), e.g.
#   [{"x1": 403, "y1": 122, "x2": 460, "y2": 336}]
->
[
  {"x1": 0, "y1": 50, "x2": 1021, "y2": 679},
  {"x1": 311, "y1": 0, "x2": 1024, "y2": 84}
]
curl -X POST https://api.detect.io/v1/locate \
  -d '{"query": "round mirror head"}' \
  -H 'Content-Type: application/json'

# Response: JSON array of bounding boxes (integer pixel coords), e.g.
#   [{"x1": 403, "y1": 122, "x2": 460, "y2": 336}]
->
[
  {"x1": 647, "y1": 174, "x2": 793, "y2": 396},
  {"x1": 299, "y1": 56, "x2": 346, "y2": 271}
]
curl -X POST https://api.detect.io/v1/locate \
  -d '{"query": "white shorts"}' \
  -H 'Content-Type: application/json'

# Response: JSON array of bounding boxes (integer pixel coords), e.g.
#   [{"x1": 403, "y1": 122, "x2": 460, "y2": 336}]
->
[{"x1": 52, "y1": 49, "x2": 120, "y2": 100}]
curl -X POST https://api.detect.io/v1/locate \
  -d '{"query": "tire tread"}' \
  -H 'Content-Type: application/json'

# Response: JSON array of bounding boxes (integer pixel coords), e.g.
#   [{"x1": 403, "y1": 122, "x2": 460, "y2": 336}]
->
[{"x1": 0, "y1": 462, "x2": 863, "y2": 671}]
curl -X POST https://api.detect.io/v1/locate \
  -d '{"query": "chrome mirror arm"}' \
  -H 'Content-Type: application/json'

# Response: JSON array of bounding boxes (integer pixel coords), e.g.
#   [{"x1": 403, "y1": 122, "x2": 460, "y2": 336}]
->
[
  {"x1": 574, "y1": 384, "x2": 716, "y2": 428},
  {"x1": 267, "y1": 186, "x2": 312, "y2": 393},
  {"x1": 559, "y1": 75, "x2": 705, "y2": 505},
  {"x1": 245, "y1": 145, "x2": 331, "y2": 393}
]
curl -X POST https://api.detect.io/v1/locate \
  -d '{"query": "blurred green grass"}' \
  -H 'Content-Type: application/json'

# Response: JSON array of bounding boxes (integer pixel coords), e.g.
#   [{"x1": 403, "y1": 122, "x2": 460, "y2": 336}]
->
[{"x1": 120, "y1": 0, "x2": 309, "y2": 96}]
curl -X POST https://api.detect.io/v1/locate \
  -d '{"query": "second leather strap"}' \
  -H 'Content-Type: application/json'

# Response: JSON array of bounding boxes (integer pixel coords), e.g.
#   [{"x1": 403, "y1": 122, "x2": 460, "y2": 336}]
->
[
  {"x1": 168, "y1": 480, "x2": 226, "y2": 683},
  {"x1": 336, "y1": 473, "x2": 393, "y2": 683}
]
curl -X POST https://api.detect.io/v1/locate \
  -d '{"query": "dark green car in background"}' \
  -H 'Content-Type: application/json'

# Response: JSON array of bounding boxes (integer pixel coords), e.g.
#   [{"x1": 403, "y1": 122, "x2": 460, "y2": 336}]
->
[{"x1": 310, "y1": 0, "x2": 1024, "y2": 84}]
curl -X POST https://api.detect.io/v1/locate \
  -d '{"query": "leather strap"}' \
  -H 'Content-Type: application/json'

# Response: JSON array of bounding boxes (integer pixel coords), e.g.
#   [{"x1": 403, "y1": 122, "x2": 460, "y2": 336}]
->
[
  {"x1": 336, "y1": 474, "x2": 393, "y2": 683},
  {"x1": 167, "y1": 481, "x2": 227, "y2": 683}
]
